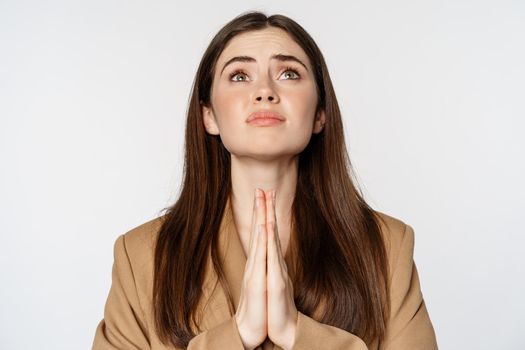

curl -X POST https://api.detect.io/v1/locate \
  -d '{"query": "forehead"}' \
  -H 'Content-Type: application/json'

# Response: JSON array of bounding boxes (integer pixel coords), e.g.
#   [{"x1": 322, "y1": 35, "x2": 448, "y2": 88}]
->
[{"x1": 217, "y1": 27, "x2": 310, "y2": 67}]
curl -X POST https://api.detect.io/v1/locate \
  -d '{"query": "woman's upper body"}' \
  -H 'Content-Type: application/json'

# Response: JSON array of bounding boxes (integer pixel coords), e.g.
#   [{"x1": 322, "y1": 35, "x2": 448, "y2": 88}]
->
[
  {"x1": 92, "y1": 11, "x2": 439, "y2": 350},
  {"x1": 92, "y1": 196, "x2": 438, "y2": 350}
]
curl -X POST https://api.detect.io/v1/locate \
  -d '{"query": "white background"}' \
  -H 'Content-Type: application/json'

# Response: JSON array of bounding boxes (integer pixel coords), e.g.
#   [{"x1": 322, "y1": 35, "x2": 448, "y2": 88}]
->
[{"x1": 1, "y1": 1, "x2": 523, "y2": 349}]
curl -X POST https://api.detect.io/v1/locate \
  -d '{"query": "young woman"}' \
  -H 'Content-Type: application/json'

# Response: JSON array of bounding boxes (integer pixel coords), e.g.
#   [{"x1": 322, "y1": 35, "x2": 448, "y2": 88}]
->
[{"x1": 93, "y1": 11, "x2": 438, "y2": 350}]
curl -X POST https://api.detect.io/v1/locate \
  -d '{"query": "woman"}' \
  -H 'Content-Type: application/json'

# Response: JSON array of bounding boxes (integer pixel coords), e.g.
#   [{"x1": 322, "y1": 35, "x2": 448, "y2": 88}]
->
[{"x1": 92, "y1": 11, "x2": 438, "y2": 350}]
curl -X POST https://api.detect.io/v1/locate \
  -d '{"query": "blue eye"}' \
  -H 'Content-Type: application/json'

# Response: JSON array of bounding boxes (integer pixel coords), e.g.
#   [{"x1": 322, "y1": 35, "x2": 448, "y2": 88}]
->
[
  {"x1": 229, "y1": 70, "x2": 249, "y2": 82},
  {"x1": 281, "y1": 67, "x2": 301, "y2": 80}
]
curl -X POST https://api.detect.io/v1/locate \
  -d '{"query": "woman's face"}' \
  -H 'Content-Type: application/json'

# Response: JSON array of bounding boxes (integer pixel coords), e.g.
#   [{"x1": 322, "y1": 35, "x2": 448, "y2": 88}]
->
[{"x1": 202, "y1": 27, "x2": 325, "y2": 159}]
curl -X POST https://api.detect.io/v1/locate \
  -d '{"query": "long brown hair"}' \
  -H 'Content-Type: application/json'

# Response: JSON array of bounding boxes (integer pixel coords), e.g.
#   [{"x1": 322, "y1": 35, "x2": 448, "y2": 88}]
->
[{"x1": 153, "y1": 11, "x2": 390, "y2": 348}]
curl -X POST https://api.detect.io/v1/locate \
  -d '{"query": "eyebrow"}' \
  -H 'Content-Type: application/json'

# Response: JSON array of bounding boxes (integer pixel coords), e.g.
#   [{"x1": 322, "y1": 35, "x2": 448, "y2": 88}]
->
[{"x1": 219, "y1": 54, "x2": 309, "y2": 76}]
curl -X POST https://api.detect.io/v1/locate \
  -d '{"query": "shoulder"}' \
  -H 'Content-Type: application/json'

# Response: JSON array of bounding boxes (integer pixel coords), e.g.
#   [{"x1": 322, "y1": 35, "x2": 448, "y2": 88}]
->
[
  {"x1": 111, "y1": 214, "x2": 168, "y2": 300},
  {"x1": 118, "y1": 214, "x2": 167, "y2": 261},
  {"x1": 372, "y1": 210, "x2": 416, "y2": 274}
]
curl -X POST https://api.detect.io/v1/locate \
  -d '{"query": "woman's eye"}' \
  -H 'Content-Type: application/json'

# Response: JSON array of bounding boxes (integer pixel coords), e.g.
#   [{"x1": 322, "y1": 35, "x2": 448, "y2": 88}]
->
[
  {"x1": 281, "y1": 68, "x2": 300, "y2": 80},
  {"x1": 229, "y1": 71, "x2": 249, "y2": 82}
]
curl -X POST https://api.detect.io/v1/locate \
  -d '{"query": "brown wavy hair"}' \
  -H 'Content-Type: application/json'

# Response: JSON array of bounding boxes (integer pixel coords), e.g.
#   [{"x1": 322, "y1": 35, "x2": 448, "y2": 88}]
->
[{"x1": 153, "y1": 10, "x2": 390, "y2": 348}]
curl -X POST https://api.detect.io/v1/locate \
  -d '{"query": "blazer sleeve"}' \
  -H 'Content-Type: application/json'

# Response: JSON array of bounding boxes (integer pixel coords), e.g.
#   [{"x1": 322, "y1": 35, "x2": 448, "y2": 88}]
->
[
  {"x1": 291, "y1": 311, "x2": 368, "y2": 349},
  {"x1": 92, "y1": 234, "x2": 151, "y2": 350},
  {"x1": 379, "y1": 224, "x2": 438, "y2": 349},
  {"x1": 187, "y1": 316, "x2": 245, "y2": 349},
  {"x1": 92, "y1": 233, "x2": 246, "y2": 350}
]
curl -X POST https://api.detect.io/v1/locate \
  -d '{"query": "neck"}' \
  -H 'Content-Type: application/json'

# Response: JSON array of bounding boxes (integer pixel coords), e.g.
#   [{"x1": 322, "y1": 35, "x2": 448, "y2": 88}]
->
[{"x1": 229, "y1": 154, "x2": 297, "y2": 245}]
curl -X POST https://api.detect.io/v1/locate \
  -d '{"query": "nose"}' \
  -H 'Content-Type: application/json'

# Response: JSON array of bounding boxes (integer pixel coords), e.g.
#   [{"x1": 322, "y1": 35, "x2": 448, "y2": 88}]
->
[{"x1": 253, "y1": 77, "x2": 279, "y2": 103}]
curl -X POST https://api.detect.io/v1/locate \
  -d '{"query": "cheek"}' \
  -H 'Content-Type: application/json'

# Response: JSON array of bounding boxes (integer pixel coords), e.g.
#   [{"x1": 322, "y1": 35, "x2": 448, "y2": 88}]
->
[
  {"x1": 286, "y1": 86, "x2": 318, "y2": 127},
  {"x1": 210, "y1": 86, "x2": 250, "y2": 152},
  {"x1": 212, "y1": 80, "x2": 250, "y2": 116}
]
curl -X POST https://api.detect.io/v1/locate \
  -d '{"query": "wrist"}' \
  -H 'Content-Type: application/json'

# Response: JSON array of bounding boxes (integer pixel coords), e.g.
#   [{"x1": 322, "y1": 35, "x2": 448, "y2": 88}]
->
[
  {"x1": 282, "y1": 325, "x2": 297, "y2": 350},
  {"x1": 279, "y1": 316, "x2": 298, "y2": 350},
  {"x1": 234, "y1": 316, "x2": 259, "y2": 350}
]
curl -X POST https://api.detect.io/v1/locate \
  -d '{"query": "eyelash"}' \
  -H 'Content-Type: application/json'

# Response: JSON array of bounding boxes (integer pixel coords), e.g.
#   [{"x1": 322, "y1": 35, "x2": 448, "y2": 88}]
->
[{"x1": 229, "y1": 66, "x2": 301, "y2": 82}]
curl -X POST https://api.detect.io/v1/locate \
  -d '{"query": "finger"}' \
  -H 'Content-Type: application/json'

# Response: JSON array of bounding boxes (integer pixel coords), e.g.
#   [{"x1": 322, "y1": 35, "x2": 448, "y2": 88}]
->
[
  {"x1": 253, "y1": 222, "x2": 268, "y2": 278},
  {"x1": 245, "y1": 189, "x2": 258, "y2": 273},
  {"x1": 255, "y1": 188, "x2": 267, "y2": 229},
  {"x1": 246, "y1": 189, "x2": 261, "y2": 274},
  {"x1": 267, "y1": 190, "x2": 285, "y2": 276},
  {"x1": 271, "y1": 190, "x2": 284, "y2": 261},
  {"x1": 247, "y1": 188, "x2": 267, "y2": 276},
  {"x1": 248, "y1": 189, "x2": 258, "y2": 253},
  {"x1": 265, "y1": 191, "x2": 276, "y2": 267},
  {"x1": 268, "y1": 190, "x2": 285, "y2": 267},
  {"x1": 267, "y1": 220, "x2": 278, "y2": 273}
]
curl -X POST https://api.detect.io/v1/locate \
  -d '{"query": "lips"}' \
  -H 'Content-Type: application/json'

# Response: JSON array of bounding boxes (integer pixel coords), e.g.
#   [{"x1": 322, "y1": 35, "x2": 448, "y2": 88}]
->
[{"x1": 246, "y1": 110, "x2": 285, "y2": 123}]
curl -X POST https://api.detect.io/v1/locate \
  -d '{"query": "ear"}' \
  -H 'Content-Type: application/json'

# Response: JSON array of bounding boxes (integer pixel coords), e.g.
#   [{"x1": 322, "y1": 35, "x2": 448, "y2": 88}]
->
[
  {"x1": 201, "y1": 102, "x2": 220, "y2": 135},
  {"x1": 312, "y1": 108, "x2": 326, "y2": 134}
]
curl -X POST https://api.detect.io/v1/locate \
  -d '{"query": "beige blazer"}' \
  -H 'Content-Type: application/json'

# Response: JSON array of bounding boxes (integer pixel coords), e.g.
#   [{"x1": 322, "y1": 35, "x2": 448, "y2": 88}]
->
[{"x1": 92, "y1": 198, "x2": 438, "y2": 349}]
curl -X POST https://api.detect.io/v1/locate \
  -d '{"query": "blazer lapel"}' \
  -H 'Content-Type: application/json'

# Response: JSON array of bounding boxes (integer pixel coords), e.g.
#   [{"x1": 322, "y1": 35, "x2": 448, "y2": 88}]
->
[{"x1": 217, "y1": 195, "x2": 246, "y2": 312}]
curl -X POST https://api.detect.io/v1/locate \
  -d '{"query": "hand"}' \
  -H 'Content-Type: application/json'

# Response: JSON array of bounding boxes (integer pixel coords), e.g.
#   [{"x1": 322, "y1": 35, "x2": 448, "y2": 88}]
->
[
  {"x1": 235, "y1": 188, "x2": 268, "y2": 349},
  {"x1": 265, "y1": 189, "x2": 298, "y2": 350},
  {"x1": 234, "y1": 188, "x2": 298, "y2": 350}
]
